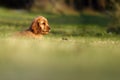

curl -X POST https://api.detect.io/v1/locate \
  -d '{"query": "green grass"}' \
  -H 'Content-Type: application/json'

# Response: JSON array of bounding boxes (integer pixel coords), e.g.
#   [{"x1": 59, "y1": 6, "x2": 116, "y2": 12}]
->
[
  {"x1": 0, "y1": 8, "x2": 111, "y2": 37},
  {"x1": 0, "y1": 8, "x2": 120, "y2": 80}
]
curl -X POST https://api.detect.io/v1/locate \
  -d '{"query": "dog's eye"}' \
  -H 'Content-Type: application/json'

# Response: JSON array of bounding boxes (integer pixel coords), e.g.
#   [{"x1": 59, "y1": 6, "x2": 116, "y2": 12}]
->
[{"x1": 42, "y1": 23, "x2": 45, "y2": 25}]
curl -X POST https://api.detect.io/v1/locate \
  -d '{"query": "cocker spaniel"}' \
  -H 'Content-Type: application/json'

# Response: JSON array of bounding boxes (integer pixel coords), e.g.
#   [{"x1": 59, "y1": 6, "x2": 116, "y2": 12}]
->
[{"x1": 17, "y1": 16, "x2": 50, "y2": 38}]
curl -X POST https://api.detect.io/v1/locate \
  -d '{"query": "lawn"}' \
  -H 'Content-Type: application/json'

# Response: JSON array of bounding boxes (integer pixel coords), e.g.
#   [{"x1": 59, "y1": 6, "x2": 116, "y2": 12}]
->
[{"x1": 0, "y1": 8, "x2": 120, "y2": 80}]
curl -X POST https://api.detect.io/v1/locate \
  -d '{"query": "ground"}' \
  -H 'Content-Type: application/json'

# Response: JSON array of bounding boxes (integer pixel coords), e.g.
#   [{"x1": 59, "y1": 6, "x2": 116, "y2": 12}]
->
[{"x1": 0, "y1": 8, "x2": 120, "y2": 80}]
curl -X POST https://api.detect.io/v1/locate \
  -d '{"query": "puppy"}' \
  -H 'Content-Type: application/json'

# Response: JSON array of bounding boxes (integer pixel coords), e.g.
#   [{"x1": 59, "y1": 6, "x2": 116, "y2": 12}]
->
[{"x1": 16, "y1": 16, "x2": 50, "y2": 38}]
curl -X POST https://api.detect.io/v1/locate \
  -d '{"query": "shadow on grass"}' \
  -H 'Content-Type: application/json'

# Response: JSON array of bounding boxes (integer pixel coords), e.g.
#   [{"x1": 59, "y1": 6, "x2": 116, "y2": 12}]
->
[
  {"x1": 0, "y1": 13, "x2": 110, "y2": 27},
  {"x1": 48, "y1": 13, "x2": 110, "y2": 27},
  {"x1": 0, "y1": 13, "x2": 110, "y2": 37},
  {"x1": 48, "y1": 14, "x2": 110, "y2": 37},
  {"x1": 50, "y1": 29, "x2": 105, "y2": 37}
]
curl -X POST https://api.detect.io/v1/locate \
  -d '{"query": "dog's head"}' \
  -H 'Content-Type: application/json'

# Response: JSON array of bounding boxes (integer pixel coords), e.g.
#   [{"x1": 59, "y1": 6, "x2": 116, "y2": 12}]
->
[{"x1": 30, "y1": 16, "x2": 50, "y2": 35}]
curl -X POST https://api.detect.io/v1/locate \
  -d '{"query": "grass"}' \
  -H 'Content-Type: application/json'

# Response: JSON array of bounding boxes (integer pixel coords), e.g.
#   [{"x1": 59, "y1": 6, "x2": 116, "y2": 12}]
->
[{"x1": 0, "y1": 8, "x2": 120, "y2": 80}]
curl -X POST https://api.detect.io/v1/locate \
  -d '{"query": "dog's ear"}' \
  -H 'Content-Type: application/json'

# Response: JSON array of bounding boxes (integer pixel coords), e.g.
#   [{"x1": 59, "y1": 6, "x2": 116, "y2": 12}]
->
[{"x1": 30, "y1": 18, "x2": 41, "y2": 34}]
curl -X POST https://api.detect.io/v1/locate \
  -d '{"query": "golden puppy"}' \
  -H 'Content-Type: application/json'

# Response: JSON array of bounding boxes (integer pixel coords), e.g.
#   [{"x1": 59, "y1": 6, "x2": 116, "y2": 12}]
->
[{"x1": 17, "y1": 16, "x2": 50, "y2": 38}]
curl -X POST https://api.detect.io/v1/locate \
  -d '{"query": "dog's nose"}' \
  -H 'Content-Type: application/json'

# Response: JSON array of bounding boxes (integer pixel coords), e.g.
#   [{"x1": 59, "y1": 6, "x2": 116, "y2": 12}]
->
[
  {"x1": 48, "y1": 26, "x2": 51, "y2": 31},
  {"x1": 49, "y1": 27, "x2": 50, "y2": 30}
]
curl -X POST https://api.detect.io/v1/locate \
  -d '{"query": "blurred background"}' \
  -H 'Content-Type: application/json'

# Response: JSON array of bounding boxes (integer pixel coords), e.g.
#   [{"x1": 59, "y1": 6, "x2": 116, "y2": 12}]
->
[
  {"x1": 0, "y1": 0, "x2": 114, "y2": 14},
  {"x1": 0, "y1": 0, "x2": 120, "y2": 80}
]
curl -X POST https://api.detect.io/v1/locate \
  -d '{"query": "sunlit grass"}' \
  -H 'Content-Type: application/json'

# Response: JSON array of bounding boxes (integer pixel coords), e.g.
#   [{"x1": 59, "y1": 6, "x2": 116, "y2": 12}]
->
[
  {"x1": 0, "y1": 37, "x2": 120, "y2": 80},
  {"x1": 0, "y1": 8, "x2": 120, "y2": 80}
]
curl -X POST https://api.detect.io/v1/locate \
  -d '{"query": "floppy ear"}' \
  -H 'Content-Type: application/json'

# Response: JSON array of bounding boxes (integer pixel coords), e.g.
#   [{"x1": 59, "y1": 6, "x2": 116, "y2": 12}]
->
[{"x1": 29, "y1": 19, "x2": 41, "y2": 34}]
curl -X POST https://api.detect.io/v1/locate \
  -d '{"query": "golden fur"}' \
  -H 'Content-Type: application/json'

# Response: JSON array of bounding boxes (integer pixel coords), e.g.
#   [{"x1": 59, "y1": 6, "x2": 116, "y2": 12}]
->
[{"x1": 16, "y1": 16, "x2": 50, "y2": 38}]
